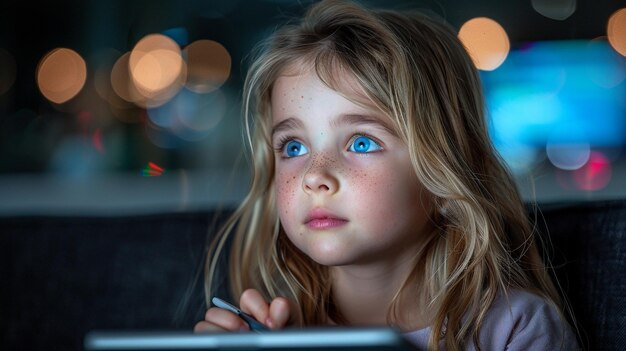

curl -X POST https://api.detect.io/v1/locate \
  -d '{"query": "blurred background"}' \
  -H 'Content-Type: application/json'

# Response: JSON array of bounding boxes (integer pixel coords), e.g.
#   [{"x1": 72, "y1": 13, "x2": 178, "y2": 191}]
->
[{"x1": 0, "y1": 0, "x2": 625, "y2": 216}]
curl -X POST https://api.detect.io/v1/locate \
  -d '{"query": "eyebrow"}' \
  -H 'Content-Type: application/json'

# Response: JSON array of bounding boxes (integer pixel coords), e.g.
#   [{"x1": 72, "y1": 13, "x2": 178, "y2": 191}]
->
[
  {"x1": 271, "y1": 117, "x2": 305, "y2": 137},
  {"x1": 332, "y1": 114, "x2": 396, "y2": 135},
  {"x1": 271, "y1": 114, "x2": 396, "y2": 137}
]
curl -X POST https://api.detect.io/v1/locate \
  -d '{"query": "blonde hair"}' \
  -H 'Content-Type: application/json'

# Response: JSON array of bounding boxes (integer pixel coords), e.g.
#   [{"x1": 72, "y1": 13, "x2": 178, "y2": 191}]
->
[{"x1": 205, "y1": 0, "x2": 564, "y2": 349}]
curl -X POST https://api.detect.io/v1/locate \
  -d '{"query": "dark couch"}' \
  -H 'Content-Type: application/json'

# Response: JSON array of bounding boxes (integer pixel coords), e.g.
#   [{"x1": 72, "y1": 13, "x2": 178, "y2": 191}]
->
[{"x1": 1, "y1": 200, "x2": 625, "y2": 350}]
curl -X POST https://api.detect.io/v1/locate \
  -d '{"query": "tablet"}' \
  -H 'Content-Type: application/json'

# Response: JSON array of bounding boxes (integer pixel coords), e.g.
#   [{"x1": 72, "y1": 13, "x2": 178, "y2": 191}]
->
[{"x1": 84, "y1": 327, "x2": 421, "y2": 351}]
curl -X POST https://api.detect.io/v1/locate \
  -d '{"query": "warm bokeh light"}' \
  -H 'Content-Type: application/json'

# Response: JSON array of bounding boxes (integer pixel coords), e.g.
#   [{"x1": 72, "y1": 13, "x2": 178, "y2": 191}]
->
[
  {"x1": 573, "y1": 151, "x2": 612, "y2": 191},
  {"x1": 0, "y1": 48, "x2": 17, "y2": 96},
  {"x1": 184, "y1": 39, "x2": 231, "y2": 93},
  {"x1": 129, "y1": 34, "x2": 185, "y2": 103},
  {"x1": 531, "y1": 0, "x2": 576, "y2": 21},
  {"x1": 37, "y1": 48, "x2": 87, "y2": 104},
  {"x1": 607, "y1": 8, "x2": 626, "y2": 57},
  {"x1": 111, "y1": 52, "x2": 145, "y2": 104},
  {"x1": 458, "y1": 17, "x2": 510, "y2": 71}
]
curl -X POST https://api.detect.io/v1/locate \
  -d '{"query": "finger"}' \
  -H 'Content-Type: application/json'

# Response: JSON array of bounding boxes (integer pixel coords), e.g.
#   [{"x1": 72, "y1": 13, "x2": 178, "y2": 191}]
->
[
  {"x1": 269, "y1": 297, "x2": 291, "y2": 329},
  {"x1": 240, "y1": 289, "x2": 270, "y2": 324},
  {"x1": 194, "y1": 321, "x2": 226, "y2": 333},
  {"x1": 203, "y1": 307, "x2": 249, "y2": 332}
]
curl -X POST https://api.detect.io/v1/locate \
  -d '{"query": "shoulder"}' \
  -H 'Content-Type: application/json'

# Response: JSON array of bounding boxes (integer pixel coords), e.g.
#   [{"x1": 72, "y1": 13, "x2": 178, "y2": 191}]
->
[
  {"x1": 403, "y1": 289, "x2": 580, "y2": 350},
  {"x1": 478, "y1": 289, "x2": 579, "y2": 351}
]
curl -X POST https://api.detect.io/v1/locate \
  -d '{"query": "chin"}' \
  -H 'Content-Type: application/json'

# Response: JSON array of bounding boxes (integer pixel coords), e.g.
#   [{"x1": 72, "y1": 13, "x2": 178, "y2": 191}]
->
[{"x1": 305, "y1": 247, "x2": 363, "y2": 267}]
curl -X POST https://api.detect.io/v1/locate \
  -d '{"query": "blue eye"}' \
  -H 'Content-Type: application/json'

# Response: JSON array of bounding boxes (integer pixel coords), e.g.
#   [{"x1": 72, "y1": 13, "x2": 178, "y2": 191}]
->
[
  {"x1": 349, "y1": 136, "x2": 381, "y2": 153},
  {"x1": 283, "y1": 140, "x2": 309, "y2": 158}
]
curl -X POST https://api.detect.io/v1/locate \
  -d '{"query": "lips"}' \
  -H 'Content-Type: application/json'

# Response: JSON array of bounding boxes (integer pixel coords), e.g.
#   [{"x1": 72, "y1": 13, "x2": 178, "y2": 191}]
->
[{"x1": 304, "y1": 208, "x2": 348, "y2": 230}]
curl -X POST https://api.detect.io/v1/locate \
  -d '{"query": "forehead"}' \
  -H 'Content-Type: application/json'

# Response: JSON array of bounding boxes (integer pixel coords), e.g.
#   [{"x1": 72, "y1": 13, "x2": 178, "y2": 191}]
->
[
  {"x1": 269, "y1": 68, "x2": 400, "y2": 139},
  {"x1": 270, "y1": 62, "x2": 390, "y2": 121}
]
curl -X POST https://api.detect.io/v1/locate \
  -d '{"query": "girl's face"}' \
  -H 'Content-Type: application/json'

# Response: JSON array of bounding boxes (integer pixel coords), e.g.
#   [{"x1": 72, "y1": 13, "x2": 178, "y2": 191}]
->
[{"x1": 271, "y1": 67, "x2": 434, "y2": 268}]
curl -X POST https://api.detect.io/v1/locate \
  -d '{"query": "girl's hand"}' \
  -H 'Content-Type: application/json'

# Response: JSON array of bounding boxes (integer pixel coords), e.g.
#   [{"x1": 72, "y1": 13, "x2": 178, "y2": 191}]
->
[{"x1": 193, "y1": 289, "x2": 293, "y2": 332}]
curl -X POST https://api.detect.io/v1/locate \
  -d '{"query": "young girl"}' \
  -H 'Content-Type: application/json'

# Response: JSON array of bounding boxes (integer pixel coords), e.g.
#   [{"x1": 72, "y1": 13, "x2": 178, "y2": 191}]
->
[{"x1": 194, "y1": 0, "x2": 579, "y2": 350}]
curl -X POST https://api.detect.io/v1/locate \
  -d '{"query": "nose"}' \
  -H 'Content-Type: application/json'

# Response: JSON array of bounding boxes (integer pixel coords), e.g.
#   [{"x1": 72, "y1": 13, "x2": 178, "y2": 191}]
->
[{"x1": 303, "y1": 155, "x2": 339, "y2": 195}]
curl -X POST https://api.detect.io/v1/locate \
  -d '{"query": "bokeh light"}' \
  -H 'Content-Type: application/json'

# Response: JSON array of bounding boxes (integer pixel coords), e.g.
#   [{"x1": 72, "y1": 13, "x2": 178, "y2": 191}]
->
[
  {"x1": 458, "y1": 17, "x2": 510, "y2": 71},
  {"x1": 531, "y1": 0, "x2": 576, "y2": 21},
  {"x1": 0, "y1": 48, "x2": 17, "y2": 96},
  {"x1": 607, "y1": 8, "x2": 626, "y2": 57},
  {"x1": 183, "y1": 39, "x2": 231, "y2": 93},
  {"x1": 572, "y1": 151, "x2": 612, "y2": 191},
  {"x1": 146, "y1": 88, "x2": 227, "y2": 144},
  {"x1": 585, "y1": 38, "x2": 626, "y2": 88},
  {"x1": 174, "y1": 89, "x2": 226, "y2": 135},
  {"x1": 111, "y1": 52, "x2": 148, "y2": 107},
  {"x1": 129, "y1": 34, "x2": 185, "y2": 104},
  {"x1": 37, "y1": 48, "x2": 87, "y2": 104},
  {"x1": 546, "y1": 142, "x2": 590, "y2": 170}
]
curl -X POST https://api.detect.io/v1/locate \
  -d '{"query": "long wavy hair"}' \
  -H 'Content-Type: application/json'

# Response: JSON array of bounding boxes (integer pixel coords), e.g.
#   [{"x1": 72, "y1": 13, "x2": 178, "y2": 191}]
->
[{"x1": 205, "y1": 1, "x2": 565, "y2": 350}]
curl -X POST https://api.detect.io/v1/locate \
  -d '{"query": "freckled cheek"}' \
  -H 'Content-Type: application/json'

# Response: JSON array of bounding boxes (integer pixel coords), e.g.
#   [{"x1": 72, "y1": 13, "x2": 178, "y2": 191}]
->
[
  {"x1": 347, "y1": 166, "x2": 409, "y2": 233},
  {"x1": 348, "y1": 169, "x2": 392, "y2": 217},
  {"x1": 275, "y1": 169, "x2": 299, "y2": 218}
]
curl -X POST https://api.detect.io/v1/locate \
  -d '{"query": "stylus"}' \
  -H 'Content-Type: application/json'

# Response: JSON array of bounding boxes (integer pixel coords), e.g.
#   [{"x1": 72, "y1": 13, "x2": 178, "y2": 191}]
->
[{"x1": 211, "y1": 297, "x2": 270, "y2": 332}]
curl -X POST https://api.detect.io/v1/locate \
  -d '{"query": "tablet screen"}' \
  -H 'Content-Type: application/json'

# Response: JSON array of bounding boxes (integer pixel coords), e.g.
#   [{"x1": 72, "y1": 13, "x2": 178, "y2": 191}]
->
[{"x1": 84, "y1": 327, "x2": 421, "y2": 351}]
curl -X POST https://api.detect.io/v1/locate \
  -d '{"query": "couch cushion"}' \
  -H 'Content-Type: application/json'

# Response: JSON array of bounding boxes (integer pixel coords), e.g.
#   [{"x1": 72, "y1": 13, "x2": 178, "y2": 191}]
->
[
  {"x1": 0, "y1": 210, "x2": 231, "y2": 351},
  {"x1": 531, "y1": 200, "x2": 626, "y2": 350}
]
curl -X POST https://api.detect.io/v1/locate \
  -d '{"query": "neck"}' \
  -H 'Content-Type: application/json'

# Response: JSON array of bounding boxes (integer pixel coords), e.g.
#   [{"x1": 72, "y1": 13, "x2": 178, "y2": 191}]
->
[{"x1": 330, "y1": 249, "x2": 430, "y2": 330}]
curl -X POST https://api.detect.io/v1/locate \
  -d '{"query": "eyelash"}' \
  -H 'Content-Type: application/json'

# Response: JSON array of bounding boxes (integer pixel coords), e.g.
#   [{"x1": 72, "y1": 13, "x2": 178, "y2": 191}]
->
[
  {"x1": 273, "y1": 133, "x2": 384, "y2": 154},
  {"x1": 274, "y1": 135, "x2": 297, "y2": 154}
]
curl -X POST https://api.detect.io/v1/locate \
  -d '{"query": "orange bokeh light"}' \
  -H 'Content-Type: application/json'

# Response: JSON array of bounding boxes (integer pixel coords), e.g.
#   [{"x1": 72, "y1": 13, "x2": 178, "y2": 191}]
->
[
  {"x1": 37, "y1": 48, "x2": 87, "y2": 104},
  {"x1": 129, "y1": 34, "x2": 185, "y2": 103},
  {"x1": 607, "y1": 8, "x2": 626, "y2": 57},
  {"x1": 458, "y1": 17, "x2": 510, "y2": 71},
  {"x1": 111, "y1": 52, "x2": 145, "y2": 105},
  {"x1": 184, "y1": 39, "x2": 231, "y2": 93}
]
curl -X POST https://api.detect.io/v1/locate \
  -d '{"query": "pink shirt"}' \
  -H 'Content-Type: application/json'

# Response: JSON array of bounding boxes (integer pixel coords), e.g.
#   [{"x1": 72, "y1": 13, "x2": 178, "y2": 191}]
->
[{"x1": 403, "y1": 289, "x2": 579, "y2": 350}]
